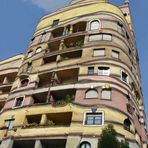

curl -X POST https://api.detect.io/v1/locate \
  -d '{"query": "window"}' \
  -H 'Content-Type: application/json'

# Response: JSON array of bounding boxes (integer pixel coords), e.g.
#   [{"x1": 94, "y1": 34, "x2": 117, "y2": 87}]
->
[
  {"x1": 27, "y1": 51, "x2": 33, "y2": 58},
  {"x1": 121, "y1": 71, "x2": 128, "y2": 83},
  {"x1": 14, "y1": 97, "x2": 24, "y2": 108},
  {"x1": 85, "y1": 89, "x2": 98, "y2": 99},
  {"x1": 36, "y1": 47, "x2": 42, "y2": 53},
  {"x1": 89, "y1": 34, "x2": 102, "y2": 41},
  {"x1": 52, "y1": 19, "x2": 59, "y2": 26},
  {"x1": 89, "y1": 34, "x2": 112, "y2": 41},
  {"x1": 123, "y1": 118, "x2": 131, "y2": 131},
  {"x1": 20, "y1": 79, "x2": 29, "y2": 87},
  {"x1": 93, "y1": 49, "x2": 105, "y2": 56},
  {"x1": 101, "y1": 89, "x2": 111, "y2": 100},
  {"x1": 88, "y1": 67, "x2": 94, "y2": 75},
  {"x1": 117, "y1": 22, "x2": 123, "y2": 34},
  {"x1": 112, "y1": 50, "x2": 119, "y2": 59},
  {"x1": 84, "y1": 112, "x2": 103, "y2": 125},
  {"x1": 5, "y1": 116, "x2": 15, "y2": 130},
  {"x1": 80, "y1": 141, "x2": 91, "y2": 148},
  {"x1": 98, "y1": 67, "x2": 110, "y2": 76},
  {"x1": 90, "y1": 20, "x2": 100, "y2": 30},
  {"x1": 40, "y1": 32, "x2": 46, "y2": 43},
  {"x1": 102, "y1": 34, "x2": 112, "y2": 41}
]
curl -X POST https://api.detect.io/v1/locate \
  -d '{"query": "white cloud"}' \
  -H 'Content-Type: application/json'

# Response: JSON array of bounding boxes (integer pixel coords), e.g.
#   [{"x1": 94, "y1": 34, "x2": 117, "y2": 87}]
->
[{"x1": 23, "y1": 0, "x2": 70, "y2": 12}]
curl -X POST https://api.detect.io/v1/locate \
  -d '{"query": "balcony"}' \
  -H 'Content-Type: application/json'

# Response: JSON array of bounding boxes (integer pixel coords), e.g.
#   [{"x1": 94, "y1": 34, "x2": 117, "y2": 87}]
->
[
  {"x1": 13, "y1": 139, "x2": 66, "y2": 148},
  {"x1": 13, "y1": 140, "x2": 35, "y2": 148},
  {"x1": 51, "y1": 21, "x2": 87, "y2": 38},
  {"x1": 23, "y1": 112, "x2": 72, "y2": 128},
  {"x1": 40, "y1": 139, "x2": 66, "y2": 148},
  {"x1": 38, "y1": 72, "x2": 52, "y2": 88},
  {"x1": 32, "y1": 92, "x2": 48, "y2": 105},
  {"x1": 50, "y1": 89, "x2": 76, "y2": 106},
  {"x1": 54, "y1": 68, "x2": 79, "y2": 85}
]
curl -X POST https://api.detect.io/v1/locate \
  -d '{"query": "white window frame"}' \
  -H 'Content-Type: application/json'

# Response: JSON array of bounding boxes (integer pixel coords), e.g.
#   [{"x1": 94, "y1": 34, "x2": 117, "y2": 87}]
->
[
  {"x1": 112, "y1": 50, "x2": 119, "y2": 59},
  {"x1": 27, "y1": 51, "x2": 33, "y2": 58},
  {"x1": 83, "y1": 111, "x2": 104, "y2": 126},
  {"x1": 85, "y1": 89, "x2": 98, "y2": 99},
  {"x1": 101, "y1": 89, "x2": 111, "y2": 100},
  {"x1": 90, "y1": 20, "x2": 101, "y2": 31},
  {"x1": 36, "y1": 47, "x2": 42, "y2": 53},
  {"x1": 13, "y1": 96, "x2": 25, "y2": 108},
  {"x1": 93, "y1": 48, "x2": 105, "y2": 57},
  {"x1": 98, "y1": 67, "x2": 110, "y2": 76},
  {"x1": 19, "y1": 78, "x2": 30, "y2": 88}
]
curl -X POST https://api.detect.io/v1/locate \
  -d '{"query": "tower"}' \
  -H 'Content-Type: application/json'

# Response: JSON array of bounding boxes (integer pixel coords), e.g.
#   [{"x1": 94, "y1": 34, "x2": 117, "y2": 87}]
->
[{"x1": 0, "y1": 0, "x2": 147, "y2": 148}]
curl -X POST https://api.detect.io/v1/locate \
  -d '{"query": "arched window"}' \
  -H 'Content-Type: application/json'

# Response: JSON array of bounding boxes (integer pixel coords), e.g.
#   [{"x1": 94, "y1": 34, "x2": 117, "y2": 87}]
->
[
  {"x1": 20, "y1": 78, "x2": 29, "y2": 87},
  {"x1": 123, "y1": 118, "x2": 131, "y2": 131},
  {"x1": 85, "y1": 89, "x2": 98, "y2": 99},
  {"x1": 36, "y1": 47, "x2": 42, "y2": 53},
  {"x1": 80, "y1": 141, "x2": 91, "y2": 148},
  {"x1": 90, "y1": 20, "x2": 100, "y2": 30}
]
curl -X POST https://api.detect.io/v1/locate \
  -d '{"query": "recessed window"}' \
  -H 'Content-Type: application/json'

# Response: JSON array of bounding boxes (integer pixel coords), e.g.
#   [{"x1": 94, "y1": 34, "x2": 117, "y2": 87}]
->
[
  {"x1": 93, "y1": 49, "x2": 105, "y2": 56},
  {"x1": 101, "y1": 89, "x2": 111, "y2": 100},
  {"x1": 85, "y1": 89, "x2": 98, "y2": 99},
  {"x1": 40, "y1": 32, "x2": 47, "y2": 43},
  {"x1": 123, "y1": 118, "x2": 131, "y2": 131},
  {"x1": 121, "y1": 71, "x2": 128, "y2": 83},
  {"x1": 89, "y1": 34, "x2": 112, "y2": 41},
  {"x1": 88, "y1": 67, "x2": 94, "y2": 75},
  {"x1": 84, "y1": 112, "x2": 103, "y2": 125},
  {"x1": 80, "y1": 141, "x2": 91, "y2": 148},
  {"x1": 27, "y1": 51, "x2": 33, "y2": 58},
  {"x1": 14, "y1": 97, "x2": 24, "y2": 108},
  {"x1": 90, "y1": 20, "x2": 100, "y2": 30},
  {"x1": 36, "y1": 47, "x2": 42, "y2": 53},
  {"x1": 98, "y1": 67, "x2": 110, "y2": 76},
  {"x1": 5, "y1": 116, "x2": 15, "y2": 130},
  {"x1": 117, "y1": 22, "x2": 124, "y2": 34},
  {"x1": 20, "y1": 79, "x2": 29, "y2": 87},
  {"x1": 52, "y1": 19, "x2": 59, "y2": 26},
  {"x1": 112, "y1": 50, "x2": 119, "y2": 59}
]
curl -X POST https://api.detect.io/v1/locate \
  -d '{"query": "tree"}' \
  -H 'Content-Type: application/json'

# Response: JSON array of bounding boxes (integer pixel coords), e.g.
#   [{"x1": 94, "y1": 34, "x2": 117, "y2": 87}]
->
[{"x1": 98, "y1": 124, "x2": 129, "y2": 148}]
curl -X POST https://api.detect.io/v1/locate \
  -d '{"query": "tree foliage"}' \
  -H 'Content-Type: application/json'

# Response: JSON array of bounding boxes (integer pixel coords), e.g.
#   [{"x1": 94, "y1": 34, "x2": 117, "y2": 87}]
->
[{"x1": 98, "y1": 124, "x2": 129, "y2": 148}]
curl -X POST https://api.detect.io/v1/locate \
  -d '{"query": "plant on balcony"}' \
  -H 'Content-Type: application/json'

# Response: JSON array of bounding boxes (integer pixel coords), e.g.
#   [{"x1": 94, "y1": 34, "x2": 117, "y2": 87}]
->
[
  {"x1": 75, "y1": 40, "x2": 84, "y2": 47},
  {"x1": 127, "y1": 103, "x2": 135, "y2": 115},
  {"x1": 65, "y1": 94, "x2": 74, "y2": 103},
  {"x1": 23, "y1": 122, "x2": 38, "y2": 128},
  {"x1": 47, "y1": 120, "x2": 55, "y2": 126}
]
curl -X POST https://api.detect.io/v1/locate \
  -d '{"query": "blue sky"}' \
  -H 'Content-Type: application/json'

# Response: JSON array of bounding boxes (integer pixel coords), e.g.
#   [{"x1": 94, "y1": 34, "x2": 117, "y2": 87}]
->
[{"x1": 0, "y1": 0, "x2": 148, "y2": 125}]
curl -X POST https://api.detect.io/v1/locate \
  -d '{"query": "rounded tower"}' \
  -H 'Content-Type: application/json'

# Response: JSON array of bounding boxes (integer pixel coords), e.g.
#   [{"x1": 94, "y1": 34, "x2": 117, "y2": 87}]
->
[{"x1": 0, "y1": 0, "x2": 147, "y2": 148}]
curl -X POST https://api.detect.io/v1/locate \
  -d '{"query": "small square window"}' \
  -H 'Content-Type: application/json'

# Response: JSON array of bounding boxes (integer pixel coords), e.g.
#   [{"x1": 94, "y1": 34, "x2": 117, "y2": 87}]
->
[
  {"x1": 112, "y1": 50, "x2": 119, "y2": 59},
  {"x1": 88, "y1": 67, "x2": 94, "y2": 75},
  {"x1": 52, "y1": 19, "x2": 59, "y2": 26},
  {"x1": 14, "y1": 97, "x2": 24, "y2": 108},
  {"x1": 98, "y1": 67, "x2": 110, "y2": 76},
  {"x1": 84, "y1": 112, "x2": 103, "y2": 125},
  {"x1": 93, "y1": 49, "x2": 105, "y2": 57},
  {"x1": 101, "y1": 89, "x2": 111, "y2": 100}
]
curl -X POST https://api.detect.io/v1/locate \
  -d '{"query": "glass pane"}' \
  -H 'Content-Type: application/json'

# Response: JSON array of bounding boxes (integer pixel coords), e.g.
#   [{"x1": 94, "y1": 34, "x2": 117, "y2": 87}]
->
[
  {"x1": 94, "y1": 49, "x2": 105, "y2": 56},
  {"x1": 101, "y1": 90, "x2": 111, "y2": 100},
  {"x1": 103, "y1": 34, "x2": 112, "y2": 41},
  {"x1": 89, "y1": 34, "x2": 102, "y2": 41},
  {"x1": 91, "y1": 21, "x2": 100, "y2": 30},
  {"x1": 112, "y1": 51, "x2": 119, "y2": 59}
]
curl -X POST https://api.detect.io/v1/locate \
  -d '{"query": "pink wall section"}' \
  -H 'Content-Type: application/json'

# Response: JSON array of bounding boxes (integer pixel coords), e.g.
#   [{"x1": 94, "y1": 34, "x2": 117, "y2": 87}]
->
[{"x1": 75, "y1": 89, "x2": 128, "y2": 113}]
